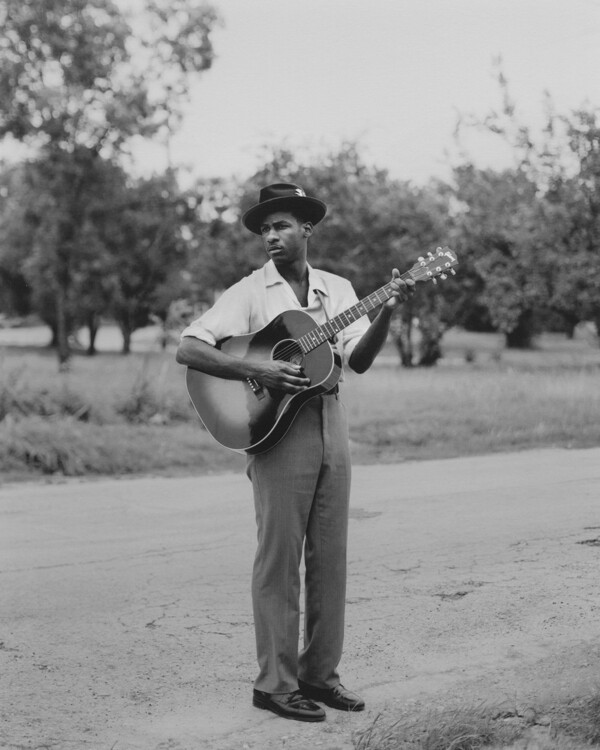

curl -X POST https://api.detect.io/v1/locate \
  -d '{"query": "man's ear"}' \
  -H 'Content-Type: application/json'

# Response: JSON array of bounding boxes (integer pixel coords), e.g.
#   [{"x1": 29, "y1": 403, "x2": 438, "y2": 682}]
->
[{"x1": 302, "y1": 222, "x2": 314, "y2": 238}]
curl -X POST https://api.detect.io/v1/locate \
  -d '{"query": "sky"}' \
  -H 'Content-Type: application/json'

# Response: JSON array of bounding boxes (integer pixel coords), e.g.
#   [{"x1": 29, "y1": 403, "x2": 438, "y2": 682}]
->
[{"x1": 129, "y1": 0, "x2": 600, "y2": 186}]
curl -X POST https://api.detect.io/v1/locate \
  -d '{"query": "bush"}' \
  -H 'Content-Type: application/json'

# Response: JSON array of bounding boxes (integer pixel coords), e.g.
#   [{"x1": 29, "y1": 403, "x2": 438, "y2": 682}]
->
[
  {"x1": 0, "y1": 364, "x2": 95, "y2": 422},
  {"x1": 0, "y1": 416, "x2": 236, "y2": 478}
]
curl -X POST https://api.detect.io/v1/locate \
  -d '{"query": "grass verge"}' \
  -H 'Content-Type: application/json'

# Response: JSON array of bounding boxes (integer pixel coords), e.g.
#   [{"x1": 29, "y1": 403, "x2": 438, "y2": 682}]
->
[
  {"x1": 1, "y1": 330, "x2": 599, "y2": 481},
  {"x1": 353, "y1": 690, "x2": 600, "y2": 749}
]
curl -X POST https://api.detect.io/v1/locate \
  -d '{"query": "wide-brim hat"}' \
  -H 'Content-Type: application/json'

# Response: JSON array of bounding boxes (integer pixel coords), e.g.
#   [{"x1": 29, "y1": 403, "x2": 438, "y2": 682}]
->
[{"x1": 242, "y1": 182, "x2": 327, "y2": 235}]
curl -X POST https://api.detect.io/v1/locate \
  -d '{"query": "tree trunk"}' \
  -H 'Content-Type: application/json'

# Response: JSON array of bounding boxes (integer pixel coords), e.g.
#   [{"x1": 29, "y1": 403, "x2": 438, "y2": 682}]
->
[
  {"x1": 119, "y1": 317, "x2": 132, "y2": 354},
  {"x1": 593, "y1": 311, "x2": 600, "y2": 347},
  {"x1": 121, "y1": 327, "x2": 132, "y2": 354},
  {"x1": 418, "y1": 335, "x2": 442, "y2": 366},
  {"x1": 86, "y1": 313, "x2": 100, "y2": 355},
  {"x1": 391, "y1": 308, "x2": 414, "y2": 367},
  {"x1": 418, "y1": 317, "x2": 443, "y2": 366},
  {"x1": 49, "y1": 323, "x2": 59, "y2": 348},
  {"x1": 505, "y1": 310, "x2": 535, "y2": 349},
  {"x1": 561, "y1": 312, "x2": 579, "y2": 340},
  {"x1": 55, "y1": 288, "x2": 71, "y2": 370},
  {"x1": 417, "y1": 296, "x2": 444, "y2": 367}
]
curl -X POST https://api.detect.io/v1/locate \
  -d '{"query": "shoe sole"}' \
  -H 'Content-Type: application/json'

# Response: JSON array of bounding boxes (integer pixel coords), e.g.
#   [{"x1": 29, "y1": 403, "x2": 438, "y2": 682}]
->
[{"x1": 252, "y1": 696, "x2": 326, "y2": 722}]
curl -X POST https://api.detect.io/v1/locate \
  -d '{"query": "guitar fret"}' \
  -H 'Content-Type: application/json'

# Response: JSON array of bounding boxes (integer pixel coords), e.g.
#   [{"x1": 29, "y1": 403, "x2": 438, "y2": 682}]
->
[
  {"x1": 187, "y1": 248, "x2": 457, "y2": 455},
  {"x1": 301, "y1": 269, "x2": 445, "y2": 353}
]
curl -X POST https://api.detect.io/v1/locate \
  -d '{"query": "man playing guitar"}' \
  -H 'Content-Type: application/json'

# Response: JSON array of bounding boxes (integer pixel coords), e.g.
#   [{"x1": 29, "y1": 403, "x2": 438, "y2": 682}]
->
[{"x1": 176, "y1": 182, "x2": 414, "y2": 722}]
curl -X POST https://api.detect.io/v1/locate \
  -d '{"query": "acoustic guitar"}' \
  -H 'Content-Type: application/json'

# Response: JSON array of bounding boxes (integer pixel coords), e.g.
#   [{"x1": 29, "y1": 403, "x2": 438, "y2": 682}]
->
[{"x1": 186, "y1": 247, "x2": 457, "y2": 454}]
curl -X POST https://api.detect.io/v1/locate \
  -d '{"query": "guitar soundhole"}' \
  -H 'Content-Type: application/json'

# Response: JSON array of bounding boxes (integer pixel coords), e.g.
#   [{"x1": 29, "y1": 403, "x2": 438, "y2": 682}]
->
[{"x1": 272, "y1": 338, "x2": 304, "y2": 366}]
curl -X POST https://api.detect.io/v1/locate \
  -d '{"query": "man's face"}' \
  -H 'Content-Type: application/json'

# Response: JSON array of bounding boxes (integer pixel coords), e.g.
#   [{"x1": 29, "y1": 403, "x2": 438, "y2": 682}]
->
[{"x1": 259, "y1": 211, "x2": 311, "y2": 266}]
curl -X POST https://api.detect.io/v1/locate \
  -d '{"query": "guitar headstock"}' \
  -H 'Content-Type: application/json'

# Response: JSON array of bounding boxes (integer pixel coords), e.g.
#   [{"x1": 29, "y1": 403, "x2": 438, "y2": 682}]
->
[{"x1": 407, "y1": 246, "x2": 458, "y2": 285}]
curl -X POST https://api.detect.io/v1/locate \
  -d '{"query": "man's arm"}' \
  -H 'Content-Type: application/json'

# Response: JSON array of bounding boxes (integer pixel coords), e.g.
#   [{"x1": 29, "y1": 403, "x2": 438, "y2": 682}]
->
[
  {"x1": 176, "y1": 336, "x2": 311, "y2": 393},
  {"x1": 348, "y1": 269, "x2": 414, "y2": 374}
]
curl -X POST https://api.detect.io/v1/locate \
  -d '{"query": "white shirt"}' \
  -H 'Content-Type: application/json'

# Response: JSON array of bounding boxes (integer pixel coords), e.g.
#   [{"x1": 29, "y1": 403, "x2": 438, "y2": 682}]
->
[{"x1": 181, "y1": 260, "x2": 370, "y2": 366}]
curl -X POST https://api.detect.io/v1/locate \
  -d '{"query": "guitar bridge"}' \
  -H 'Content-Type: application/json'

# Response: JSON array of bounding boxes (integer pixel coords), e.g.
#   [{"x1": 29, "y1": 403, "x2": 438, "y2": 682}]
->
[{"x1": 246, "y1": 377, "x2": 265, "y2": 400}]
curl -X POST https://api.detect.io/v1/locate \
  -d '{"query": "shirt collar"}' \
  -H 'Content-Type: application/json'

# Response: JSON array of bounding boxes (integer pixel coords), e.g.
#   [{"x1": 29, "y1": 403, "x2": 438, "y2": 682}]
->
[{"x1": 264, "y1": 260, "x2": 329, "y2": 296}]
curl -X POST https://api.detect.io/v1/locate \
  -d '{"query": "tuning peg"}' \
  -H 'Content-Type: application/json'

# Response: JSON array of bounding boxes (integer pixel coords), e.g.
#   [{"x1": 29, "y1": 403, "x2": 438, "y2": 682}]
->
[
  {"x1": 450, "y1": 269, "x2": 456, "y2": 276},
  {"x1": 440, "y1": 273, "x2": 447, "y2": 280},
  {"x1": 418, "y1": 256, "x2": 425, "y2": 265},
  {"x1": 432, "y1": 277, "x2": 438, "y2": 285}
]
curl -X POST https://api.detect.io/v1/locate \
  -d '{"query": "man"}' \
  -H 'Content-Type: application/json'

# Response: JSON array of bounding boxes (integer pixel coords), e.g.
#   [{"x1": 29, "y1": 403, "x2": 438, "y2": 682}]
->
[{"x1": 176, "y1": 183, "x2": 414, "y2": 722}]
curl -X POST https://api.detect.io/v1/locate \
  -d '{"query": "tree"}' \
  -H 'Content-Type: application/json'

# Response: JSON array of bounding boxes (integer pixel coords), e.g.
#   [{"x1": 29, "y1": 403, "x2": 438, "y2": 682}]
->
[
  {"x1": 454, "y1": 68, "x2": 600, "y2": 345},
  {"x1": 0, "y1": 163, "x2": 34, "y2": 318},
  {"x1": 0, "y1": 0, "x2": 220, "y2": 365},
  {"x1": 184, "y1": 177, "x2": 265, "y2": 304},
  {"x1": 187, "y1": 144, "x2": 454, "y2": 366},
  {"x1": 249, "y1": 144, "x2": 454, "y2": 365},
  {"x1": 96, "y1": 172, "x2": 192, "y2": 353},
  {"x1": 0, "y1": 0, "x2": 220, "y2": 154},
  {"x1": 0, "y1": 152, "x2": 125, "y2": 353},
  {"x1": 544, "y1": 109, "x2": 600, "y2": 338},
  {"x1": 451, "y1": 164, "x2": 551, "y2": 348}
]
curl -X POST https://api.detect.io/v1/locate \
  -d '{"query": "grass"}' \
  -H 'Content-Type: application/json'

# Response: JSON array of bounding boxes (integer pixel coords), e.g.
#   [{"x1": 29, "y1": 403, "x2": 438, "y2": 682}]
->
[
  {"x1": 0, "y1": 326, "x2": 599, "y2": 480},
  {"x1": 345, "y1": 363, "x2": 600, "y2": 462},
  {"x1": 354, "y1": 704, "x2": 520, "y2": 750},
  {"x1": 353, "y1": 690, "x2": 600, "y2": 749}
]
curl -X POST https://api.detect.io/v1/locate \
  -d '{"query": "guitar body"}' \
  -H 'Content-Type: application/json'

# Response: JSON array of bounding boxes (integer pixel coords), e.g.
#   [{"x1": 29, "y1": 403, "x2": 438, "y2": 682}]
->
[
  {"x1": 186, "y1": 309, "x2": 342, "y2": 454},
  {"x1": 185, "y1": 248, "x2": 458, "y2": 455}
]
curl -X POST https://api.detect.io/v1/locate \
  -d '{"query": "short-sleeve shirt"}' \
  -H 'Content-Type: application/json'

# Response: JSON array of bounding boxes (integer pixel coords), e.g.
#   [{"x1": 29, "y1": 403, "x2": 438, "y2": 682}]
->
[{"x1": 181, "y1": 260, "x2": 370, "y2": 367}]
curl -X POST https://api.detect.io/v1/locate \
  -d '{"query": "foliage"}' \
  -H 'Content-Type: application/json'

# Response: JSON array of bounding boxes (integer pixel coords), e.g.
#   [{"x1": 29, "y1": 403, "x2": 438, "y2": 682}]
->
[
  {"x1": 451, "y1": 165, "x2": 549, "y2": 348},
  {"x1": 0, "y1": 0, "x2": 220, "y2": 153},
  {"x1": 0, "y1": 0, "x2": 220, "y2": 365},
  {"x1": 545, "y1": 109, "x2": 600, "y2": 335},
  {"x1": 188, "y1": 144, "x2": 455, "y2": 365},
  {"x1": 0, "y1": 152, "x2": 127, "y2": 354},
  {"x1": 95, "y1": 170, "x2": 193, "y2": 353},
  {"x1": 184, "y1": 177, "x2": 263, "y2": 301},
  {"x1": 453, "y1": 70, "x2": 600, "y2": 346},
  {"x1": 0, "y1": 165, "x2": 32, "y2": 316}
]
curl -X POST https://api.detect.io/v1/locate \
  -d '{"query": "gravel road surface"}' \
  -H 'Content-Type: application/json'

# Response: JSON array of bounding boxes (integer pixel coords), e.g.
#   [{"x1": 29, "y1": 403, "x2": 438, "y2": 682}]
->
[{"x1": 2, "y1": 447, "x2": 600, "y2": 750}]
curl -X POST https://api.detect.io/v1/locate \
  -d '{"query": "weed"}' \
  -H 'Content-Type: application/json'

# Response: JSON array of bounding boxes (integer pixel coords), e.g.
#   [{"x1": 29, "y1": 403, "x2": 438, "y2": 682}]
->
[
  {"x1": 354, "y1": 704, "x2": 521, "y2": 750},
  {"x1": 353, "y1": 690, "x2": 600, "y2": 750},
  {"x1": 551, "y1": 689, "x2": 600, "y2": 746}
]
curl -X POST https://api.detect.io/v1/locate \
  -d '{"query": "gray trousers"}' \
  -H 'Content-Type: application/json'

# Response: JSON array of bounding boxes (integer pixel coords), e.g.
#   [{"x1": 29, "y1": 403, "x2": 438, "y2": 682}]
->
[{"x1": 246, "y1": 394, "x2": 351, "y2": 694}]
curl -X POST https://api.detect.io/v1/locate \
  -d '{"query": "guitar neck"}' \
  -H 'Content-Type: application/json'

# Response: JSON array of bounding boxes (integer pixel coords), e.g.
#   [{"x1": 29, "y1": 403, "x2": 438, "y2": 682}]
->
[{"x1": 297, "y1": 271, "x2": 411, "y2": 354}]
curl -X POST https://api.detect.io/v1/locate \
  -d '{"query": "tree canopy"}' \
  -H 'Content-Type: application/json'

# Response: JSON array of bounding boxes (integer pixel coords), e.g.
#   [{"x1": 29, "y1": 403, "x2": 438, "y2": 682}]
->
[
  {"x1": 1, "y1": 27, "x2": 599, "y2": 367},
  {"x1": 0, "y1": 0, "x2": 220, "y2": 365}
]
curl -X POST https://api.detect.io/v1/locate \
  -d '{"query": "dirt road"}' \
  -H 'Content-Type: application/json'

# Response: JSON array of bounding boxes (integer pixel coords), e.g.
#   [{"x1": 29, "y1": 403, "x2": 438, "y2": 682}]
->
[{"x1": 2, "y1": 447, "x2": 600, "y2": 750}]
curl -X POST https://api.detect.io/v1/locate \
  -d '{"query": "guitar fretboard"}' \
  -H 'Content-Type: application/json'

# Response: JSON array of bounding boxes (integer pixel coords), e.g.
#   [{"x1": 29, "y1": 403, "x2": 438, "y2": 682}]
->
[{"x1": 297, "y1": 275, "x2": 407, "y2": 354}]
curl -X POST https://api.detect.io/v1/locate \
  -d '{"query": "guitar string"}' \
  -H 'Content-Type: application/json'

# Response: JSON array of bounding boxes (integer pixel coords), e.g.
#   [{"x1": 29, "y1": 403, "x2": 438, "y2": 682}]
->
[
  {"x1": 275, "y1": 290, "x2": 393, "y2": 360},
  {"x1": 272, "y1": 259, "x2": 455, "y2": 361}
]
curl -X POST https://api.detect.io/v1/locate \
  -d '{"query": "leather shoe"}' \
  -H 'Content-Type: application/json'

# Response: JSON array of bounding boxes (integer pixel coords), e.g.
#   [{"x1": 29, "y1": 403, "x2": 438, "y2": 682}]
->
[
  {"x1": 252, "y1": 689, "x2": 326, "y2": 722},
  {"x1": 297, "y1": 680, "x2": 365, "y2": 711}
]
